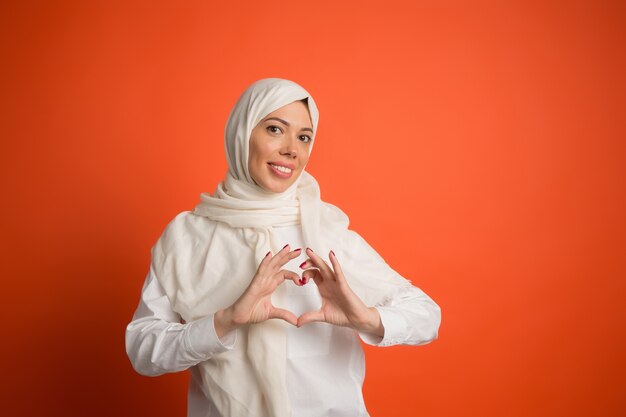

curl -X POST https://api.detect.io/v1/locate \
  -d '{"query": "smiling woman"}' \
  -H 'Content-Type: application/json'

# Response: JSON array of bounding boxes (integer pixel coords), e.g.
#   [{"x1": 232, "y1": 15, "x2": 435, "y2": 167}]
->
[
  {"x1": 125, "y1": 78, "x2": 441, "y2": 417},
  {"x1": 248, "y1": 100, "x2": 313, "y2": 193}
]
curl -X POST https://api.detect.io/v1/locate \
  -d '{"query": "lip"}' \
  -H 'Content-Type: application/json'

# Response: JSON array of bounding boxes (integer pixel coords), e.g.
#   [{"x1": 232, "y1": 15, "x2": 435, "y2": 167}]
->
[
  {"x1": 268, "y1": 161, "x2": 295, "y2": 170},
  {"x1": 267, "y1": 162, "x2": 295, "y2": 179}
]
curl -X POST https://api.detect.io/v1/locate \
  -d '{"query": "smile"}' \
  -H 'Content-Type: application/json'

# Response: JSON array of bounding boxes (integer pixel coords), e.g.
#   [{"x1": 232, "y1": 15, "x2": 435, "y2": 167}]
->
[
  {"x1": 268, "y1": 163, "x2": 294, "y2": 178},
  {"x1": 271, "y1": 164, "x2": 292, "y2": 173}
]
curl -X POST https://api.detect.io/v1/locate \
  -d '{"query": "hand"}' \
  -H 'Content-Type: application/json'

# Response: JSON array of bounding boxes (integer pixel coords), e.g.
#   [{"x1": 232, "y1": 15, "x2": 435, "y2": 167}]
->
[
  {"x1": 297, "y1": 248, "x2": 384, "y2": 337},
  {"x1": 214, "y1": 245, "x2": 302, "y2": 338}
]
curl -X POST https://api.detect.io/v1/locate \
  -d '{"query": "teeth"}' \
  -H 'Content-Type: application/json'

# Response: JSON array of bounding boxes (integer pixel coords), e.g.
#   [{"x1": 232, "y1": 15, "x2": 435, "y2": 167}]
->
[{"x1": 271, "y1": 164, "x2": 292, "y2": 174}]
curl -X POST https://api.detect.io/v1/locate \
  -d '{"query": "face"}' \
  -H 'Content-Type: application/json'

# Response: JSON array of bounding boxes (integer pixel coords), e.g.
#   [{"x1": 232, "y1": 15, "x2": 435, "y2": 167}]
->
[{"x1": 248, "y1": 100, "x2": 314, "y2": 193}]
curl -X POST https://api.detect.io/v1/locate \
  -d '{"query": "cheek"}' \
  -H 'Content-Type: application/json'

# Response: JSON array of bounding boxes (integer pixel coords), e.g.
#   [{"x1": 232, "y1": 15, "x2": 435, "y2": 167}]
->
[
  {"x1": 253, "y1": 142, "x2": 273, "y2": 163},
  {"x1": 249, "y1": 141, "x2": 273, "y2": 173},
  {"x1": 299, "y1": 145, "x2": 311, "y2": 166},
  {"x1": 248, "y1": 142, "x2": 262, "y2": 176}
]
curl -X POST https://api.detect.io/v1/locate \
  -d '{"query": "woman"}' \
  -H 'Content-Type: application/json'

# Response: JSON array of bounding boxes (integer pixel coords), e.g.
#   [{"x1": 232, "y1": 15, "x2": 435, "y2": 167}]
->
[{"x1": 125, "y1": 78, "x2": 441, "y2": 417}]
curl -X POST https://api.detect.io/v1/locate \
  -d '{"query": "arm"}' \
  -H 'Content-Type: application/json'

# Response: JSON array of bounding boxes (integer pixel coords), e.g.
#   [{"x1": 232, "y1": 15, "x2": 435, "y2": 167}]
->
[
  {"x1": 297, "y1": 248, "x2": 441, "y2": 347},
  {"x1": 126, "y1": 244, "x2": 304, "y2": 376},
  {"x1": 358, "y1": 284, "x2": 441, "y2": 347},
  {"x1": 124, "y1": 266, "x2": 237, "y2": 377}
]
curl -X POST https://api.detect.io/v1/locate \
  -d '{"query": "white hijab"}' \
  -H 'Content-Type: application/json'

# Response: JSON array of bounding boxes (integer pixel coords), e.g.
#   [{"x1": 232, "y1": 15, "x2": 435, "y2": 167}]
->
[{"x1": 152, "y1": 78, "x2": 412, "y2": 417}]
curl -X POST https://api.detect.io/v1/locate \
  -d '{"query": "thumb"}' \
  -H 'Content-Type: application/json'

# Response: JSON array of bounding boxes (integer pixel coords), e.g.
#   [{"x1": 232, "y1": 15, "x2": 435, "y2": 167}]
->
[
  {"x1": 297, "y1": 310, "x2": 325, "y2": 328},
  {"x1": 268, "y1": 307, "x2": 298, "y2": 326}
]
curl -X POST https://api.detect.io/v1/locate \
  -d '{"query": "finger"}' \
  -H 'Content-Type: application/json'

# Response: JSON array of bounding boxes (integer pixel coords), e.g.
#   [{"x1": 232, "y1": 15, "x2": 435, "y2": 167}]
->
[
  {"x1": 299, "y1": 258, "x2": 319, "y2": 285},
  {"x1": 259, "y1": 251, "x2": 273, "y2": 269},
  {"x1": 305, "y1": 248, "x2": 335, "y2": 280},
  {"x1": 302, "y1": 269, "x2": 322, "y2": 285},
  {"x1": 269, "y1": 307, "x2": 298, "y2": 326},
  {"x1": 266, "y1": 244, "x2": 291, "y2": 272},
  {"x1": 271, "y1": 245, "x2": 301, "y2": 269},
  {"x1": 299, "y1": 259, "x2": 313, "y2": 269},
  {"x1": 277, "y1": 269, "x2": 302, "y2": 286},
  {"x1": 283, "y1": 247, "x2": 303, "y2": 265},
  {"x1": 255, "y1": 251, "x2": 273, "y2": 277},
  {"x1": 297, "y1": 310, "x2": 325, "y2": 327},
  {"x1": 272, "y1": 244, "x2": 291, "y2": 262},
  {"x1": 328, "y1": 250, "x2": 347, "y2": 285}
]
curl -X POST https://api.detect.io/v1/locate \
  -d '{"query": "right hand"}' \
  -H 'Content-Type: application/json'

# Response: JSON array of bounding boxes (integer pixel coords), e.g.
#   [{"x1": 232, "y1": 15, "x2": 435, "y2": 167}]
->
[{"x1": 214, "y1": 245, "x2": 302, "y2": 338}]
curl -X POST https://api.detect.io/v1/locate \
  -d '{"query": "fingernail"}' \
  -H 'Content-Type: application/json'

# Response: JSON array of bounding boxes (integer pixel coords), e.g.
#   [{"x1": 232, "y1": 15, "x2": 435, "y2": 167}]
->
[
  {"x1": 299, "y1": 278, "x2": 304, "y2": 286},
  {"x1": 306, "y1": 247, "x2": 314, "y2": 253},
  {"x1": 330, "y1": 250, "x2": 335, "y2": 257},
  {"x1": 283, "y1": 244, "x2": 289, "y2": 249},
  {"x1": 265, "y1": 251, "x2": 271, "y2": 257},
  {"x1": 299, "y1": 261, "x2": 307, "y2": 269},
  {"x1": 294, "y1": 248, "x2": 302, "y2": 252}
]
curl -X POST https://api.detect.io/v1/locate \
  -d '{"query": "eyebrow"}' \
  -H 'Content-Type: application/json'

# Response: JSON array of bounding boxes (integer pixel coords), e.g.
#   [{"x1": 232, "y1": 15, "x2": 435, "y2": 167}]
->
[{"x1": 263, "y1": 117, "x2": 314, "y2": 133}]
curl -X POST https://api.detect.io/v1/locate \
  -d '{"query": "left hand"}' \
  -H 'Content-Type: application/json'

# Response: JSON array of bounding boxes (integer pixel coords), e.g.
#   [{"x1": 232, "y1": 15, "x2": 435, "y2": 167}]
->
[{"x1": 297, "y1": 248, "x2": 384, "y2": 337}]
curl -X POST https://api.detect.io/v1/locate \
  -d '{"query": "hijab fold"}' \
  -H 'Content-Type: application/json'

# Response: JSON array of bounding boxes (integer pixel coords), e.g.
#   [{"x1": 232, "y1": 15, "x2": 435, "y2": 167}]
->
[{"x1": 151, "y1": 78, "x2": 412, "y2": 417}]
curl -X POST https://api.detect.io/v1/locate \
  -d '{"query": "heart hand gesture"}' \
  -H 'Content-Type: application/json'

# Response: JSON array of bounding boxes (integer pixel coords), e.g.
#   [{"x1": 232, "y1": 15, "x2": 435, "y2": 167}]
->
[
  {"x1": 214, "y1": 245, "x2": 302, "y2": 338},
  {"x1": 214, "y1": 246, "x2": 384, "y2": 339},
  {"x1": 297, "y1": 248, "x2": 383, "y2": 336}
]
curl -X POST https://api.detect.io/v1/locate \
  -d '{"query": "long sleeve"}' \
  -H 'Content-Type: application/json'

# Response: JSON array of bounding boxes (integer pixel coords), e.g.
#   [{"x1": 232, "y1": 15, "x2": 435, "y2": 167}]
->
[
  {"x1": 125, "y1": 265, "x2": 237, "y2": 377},
  {"x1": 358, "y1": 284, "x2": 441, "y2": 347}
]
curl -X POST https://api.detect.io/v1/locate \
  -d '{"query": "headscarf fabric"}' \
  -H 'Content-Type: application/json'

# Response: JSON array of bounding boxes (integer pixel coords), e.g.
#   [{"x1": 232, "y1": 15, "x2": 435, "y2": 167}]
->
[{"x1": 151, "y1": 78, "x2": 412, "y2": 417}]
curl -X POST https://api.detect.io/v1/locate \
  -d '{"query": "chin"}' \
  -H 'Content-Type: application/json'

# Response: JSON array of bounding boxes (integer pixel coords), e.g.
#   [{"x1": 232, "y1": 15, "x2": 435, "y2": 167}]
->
[
  {"x1": 252, "y1": 170, "x2": 301, "y2": 193},
  {"x1": 258, "y1": 179, "x2": 296, "y2": 194},
  {"x1": 266, "y1": 184, "x2": 291, "y2": 193}
]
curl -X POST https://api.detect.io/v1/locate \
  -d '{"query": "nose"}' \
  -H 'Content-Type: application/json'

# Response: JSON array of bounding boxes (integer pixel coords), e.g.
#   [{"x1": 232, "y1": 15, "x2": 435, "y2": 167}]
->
[{"x1": 279, "y1": 134, "x2": 298, "y2": 158}]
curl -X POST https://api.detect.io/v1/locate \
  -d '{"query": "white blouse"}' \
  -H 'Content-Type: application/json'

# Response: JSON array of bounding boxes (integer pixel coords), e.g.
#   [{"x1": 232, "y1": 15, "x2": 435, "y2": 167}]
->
[{"x1": 126, "y1": 224, "x2": 441, "y2": 417}]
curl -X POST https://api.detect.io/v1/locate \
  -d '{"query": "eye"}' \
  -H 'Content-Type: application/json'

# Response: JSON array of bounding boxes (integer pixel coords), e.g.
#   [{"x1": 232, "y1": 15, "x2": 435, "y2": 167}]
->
[
  {"x1": 267, "y1": 125, "x2": 283, "y2": 135},
  {"x1": 299, "y1": 135, "x2": 312, "y2": 143}
]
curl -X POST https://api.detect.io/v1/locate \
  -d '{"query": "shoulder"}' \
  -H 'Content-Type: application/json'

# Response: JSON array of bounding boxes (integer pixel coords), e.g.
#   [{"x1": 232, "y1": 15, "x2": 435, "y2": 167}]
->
[
  {"x1": 152, "y1": 211, "x2": 220, "y2": 256},
  {"x1": 320, "y1": 201, "x2": 350, "y2": 230},
  {"x1": 159, "y1": 210, "x2": 212, "y2": 236}
]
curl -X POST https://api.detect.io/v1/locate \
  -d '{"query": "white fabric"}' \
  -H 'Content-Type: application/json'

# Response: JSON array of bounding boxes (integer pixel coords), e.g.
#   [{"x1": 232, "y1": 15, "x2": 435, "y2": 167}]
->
[
  {"x1": 126, "y1": 223, "x2": 441, "y2": 417},
  {"x1": 148, "y1": 78, "x2": 428, "y2": 417}
]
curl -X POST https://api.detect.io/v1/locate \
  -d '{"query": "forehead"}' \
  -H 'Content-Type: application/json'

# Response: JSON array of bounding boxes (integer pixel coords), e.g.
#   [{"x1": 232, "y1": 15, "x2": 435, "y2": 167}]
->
[{"x1": 260, "y1": 100, "x2": 312, "y2": 128}]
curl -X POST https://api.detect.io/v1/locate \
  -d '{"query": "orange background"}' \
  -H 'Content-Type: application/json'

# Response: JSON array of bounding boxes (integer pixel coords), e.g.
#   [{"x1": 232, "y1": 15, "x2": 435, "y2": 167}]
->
[{"x1": 1, "y1": 1, "x2": 625, "y2": 416}]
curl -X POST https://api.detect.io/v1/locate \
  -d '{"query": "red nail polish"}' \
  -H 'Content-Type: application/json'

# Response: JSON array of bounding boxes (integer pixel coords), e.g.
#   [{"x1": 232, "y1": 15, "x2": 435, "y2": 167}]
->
[
  {"x1": 299, "y1": 261, "x2": 307, "y2": 269},
  {"x1": 283, "y1": 244, "x2": 289, "y2": 249},
  {"x1": 307, "y1": 247, "x2": 314, "y2": 253},
  {"x1": 294, "y1": 248, "x2": 302, "y2": 252},
  {"x1": 299, "y1": 278, "x2": 304, "y2": 286},
  {"x1": 265, "y1": 251, "x2": 271, "y2": 257},
  {"x1": 330, "y1": 250, "x2": 335, "y2": 257}
]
